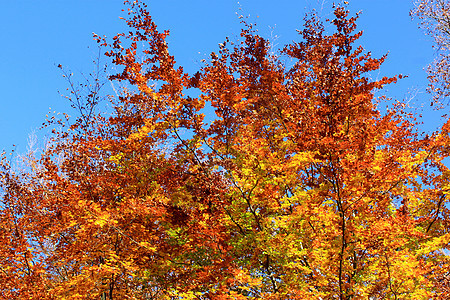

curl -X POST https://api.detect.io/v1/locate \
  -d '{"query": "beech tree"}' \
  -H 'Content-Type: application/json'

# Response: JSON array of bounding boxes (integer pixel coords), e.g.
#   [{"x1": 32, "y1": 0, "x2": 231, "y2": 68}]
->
[
  {"x1": 1, "y1": 1, "x2": 450, "y2": 299},
  {"x1": 412, "y1": 0, "x2": 450, "y2": 106}
]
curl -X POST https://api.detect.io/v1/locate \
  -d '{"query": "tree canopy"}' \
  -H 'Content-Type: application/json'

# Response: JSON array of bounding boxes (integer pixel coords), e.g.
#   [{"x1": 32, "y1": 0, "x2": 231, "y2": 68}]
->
[{"x1": 1, "y1": 1, "x2": 450, "y2": 299}]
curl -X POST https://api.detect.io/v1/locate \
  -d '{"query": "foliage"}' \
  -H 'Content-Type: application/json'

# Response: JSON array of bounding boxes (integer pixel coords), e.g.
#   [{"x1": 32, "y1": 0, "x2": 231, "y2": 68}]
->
[{"x1": 2, "y1": 1, "x2": 450, "y2": 299}]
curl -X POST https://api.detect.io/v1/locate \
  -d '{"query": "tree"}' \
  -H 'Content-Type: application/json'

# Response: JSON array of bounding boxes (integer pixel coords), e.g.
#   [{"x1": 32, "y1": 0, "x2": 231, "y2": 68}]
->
[
  {"x1": 1, "y1": 1, "x2": 450, "y2": 298},
  {"x1": 412, "y1": 0, "x2": 450, "y2": 106}
]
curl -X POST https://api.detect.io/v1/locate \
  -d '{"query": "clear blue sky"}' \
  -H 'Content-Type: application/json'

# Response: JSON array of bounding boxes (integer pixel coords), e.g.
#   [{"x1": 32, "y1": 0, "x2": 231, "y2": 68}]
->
[{"x1": 0, "y1": 0, "x2": 436, "y2": 155}]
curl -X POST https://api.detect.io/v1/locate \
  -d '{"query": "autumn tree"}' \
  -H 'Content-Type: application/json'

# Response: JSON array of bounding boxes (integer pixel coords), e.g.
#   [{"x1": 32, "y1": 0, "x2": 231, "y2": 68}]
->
[
  {"x1": 1, "y1": 1, "x2": 450, "y2": 299},
  {"x1": 412, "y1": 0, "x2": 450, "y2": 106}
]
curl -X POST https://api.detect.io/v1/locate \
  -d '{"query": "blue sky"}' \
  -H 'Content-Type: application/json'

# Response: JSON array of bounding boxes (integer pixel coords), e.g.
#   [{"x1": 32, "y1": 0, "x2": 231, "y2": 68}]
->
[{"x1": 0, "y1": 0, "x2": 436, "y2": 155}]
